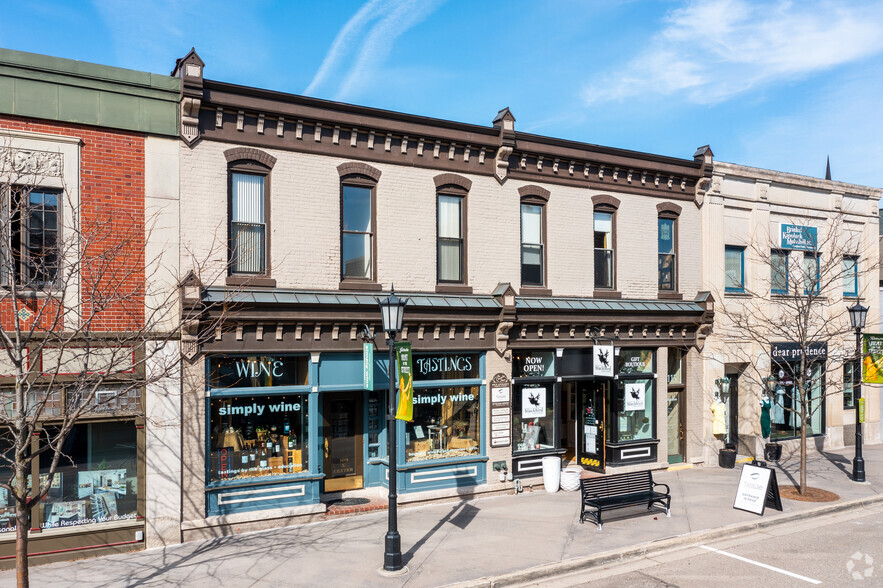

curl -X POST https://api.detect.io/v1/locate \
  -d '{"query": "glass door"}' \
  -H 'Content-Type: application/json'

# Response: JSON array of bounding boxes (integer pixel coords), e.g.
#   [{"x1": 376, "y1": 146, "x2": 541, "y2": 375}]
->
[
  {"x1": 322, "y1": 392, "x2": 364, "y2": 492},
  {"x1": 666, "y1": 390, "x2": 685, "y2": 463},
  {"x1": 578, "y1": 381, "x2": 605, "y2": 472}
]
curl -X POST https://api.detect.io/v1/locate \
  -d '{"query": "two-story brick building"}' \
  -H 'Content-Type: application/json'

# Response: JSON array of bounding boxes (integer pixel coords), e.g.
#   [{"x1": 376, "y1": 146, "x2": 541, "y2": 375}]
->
[
  {"x1": 0, "y1": 49, "x2": 181, "y2": 564},
  {"x1": 172, "y1": 50, "x2": 715, "y2": 539}
]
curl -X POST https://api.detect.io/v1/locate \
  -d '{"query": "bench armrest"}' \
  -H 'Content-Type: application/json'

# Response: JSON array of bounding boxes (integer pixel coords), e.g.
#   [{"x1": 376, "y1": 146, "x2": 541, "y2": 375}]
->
[{"x1": 653, "y1": 482, "x2": 670, "y2": 494}]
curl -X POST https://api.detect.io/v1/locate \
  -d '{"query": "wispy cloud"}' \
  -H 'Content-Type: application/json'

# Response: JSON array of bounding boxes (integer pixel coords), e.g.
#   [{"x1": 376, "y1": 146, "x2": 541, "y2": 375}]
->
[
  {"x1": 583, "y1": 0, "x2": 883, "y2": 105},
  {"x1": 305, "y1": 0, "x2": 445, "y2": 101}
]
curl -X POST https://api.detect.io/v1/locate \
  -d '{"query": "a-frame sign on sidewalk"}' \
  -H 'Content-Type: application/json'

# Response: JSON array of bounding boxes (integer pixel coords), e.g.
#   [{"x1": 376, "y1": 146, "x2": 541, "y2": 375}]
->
[{"x1": 733, "y1": 460, "x2": 783, "y2": 515}]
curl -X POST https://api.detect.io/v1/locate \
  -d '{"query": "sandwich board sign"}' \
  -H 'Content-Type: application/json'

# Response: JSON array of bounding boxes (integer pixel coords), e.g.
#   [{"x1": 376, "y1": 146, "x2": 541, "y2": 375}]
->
[{"x1": 733, "y1": 461, "x2": 783, "y2": 515}]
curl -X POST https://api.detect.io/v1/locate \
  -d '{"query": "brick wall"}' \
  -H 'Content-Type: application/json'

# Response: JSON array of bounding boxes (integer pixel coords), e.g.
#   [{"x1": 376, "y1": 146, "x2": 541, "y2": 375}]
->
[
  {"x1": 181, "y1": 139, "x2": 703, "y2": 298},
  {"x1": 0, "y1": 115, "x2": 146, "y2": 331}
]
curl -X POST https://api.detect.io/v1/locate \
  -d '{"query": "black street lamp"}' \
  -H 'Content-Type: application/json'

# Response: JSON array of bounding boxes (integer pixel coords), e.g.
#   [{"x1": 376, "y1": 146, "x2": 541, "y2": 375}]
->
[
  {"x1": 848, "y1": 302, "x2": 868, "y2": 483},
  {"x1": 378, "y1": 287, "x2": 408, "y2": 573}
]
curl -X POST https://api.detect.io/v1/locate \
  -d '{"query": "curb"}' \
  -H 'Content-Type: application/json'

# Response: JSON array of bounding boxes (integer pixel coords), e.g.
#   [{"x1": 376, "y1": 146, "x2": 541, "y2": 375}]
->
[{"x1": 448, "y1": 492, "x2": 883, "y2": 588}]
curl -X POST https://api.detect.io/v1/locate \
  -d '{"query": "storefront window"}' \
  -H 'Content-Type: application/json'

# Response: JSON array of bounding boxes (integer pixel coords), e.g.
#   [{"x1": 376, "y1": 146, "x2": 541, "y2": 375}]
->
[
  {"x1": 609, "y1": 379, "x2": 654, "y2": 442},
  {"x1": 208, "y1": 394, "x2": 308, "y2": 482},
  {"x1": 513, "y1": 382, "x2": 555, "y2": 451},
  {"x1": 618, "y1": 349, "x2": 654, "y2": 374},
  {"x1": 37, "y1": 421, "x2": 138, "y2": 530},
  {"x1": 770, "y1": 363, "x2": 824, "y2": 440},
  {"x1": 512, "y1": 350, "x2": 555, "y2": 378},
  {"x1": 405, "y1": 386, "x2": 480, "y2": 462}
]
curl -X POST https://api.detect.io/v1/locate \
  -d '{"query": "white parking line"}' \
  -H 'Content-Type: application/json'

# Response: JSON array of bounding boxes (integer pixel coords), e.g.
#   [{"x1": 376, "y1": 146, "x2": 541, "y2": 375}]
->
[{"x1": 699, "y1": 545, "x2": 822, "y2": 584}]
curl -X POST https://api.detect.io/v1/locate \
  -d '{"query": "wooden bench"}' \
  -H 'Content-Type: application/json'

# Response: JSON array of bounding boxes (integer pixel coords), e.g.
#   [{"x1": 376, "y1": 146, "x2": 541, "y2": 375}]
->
[{"x1": 579, "y1": 470, "x2": 671, "y2": 530}]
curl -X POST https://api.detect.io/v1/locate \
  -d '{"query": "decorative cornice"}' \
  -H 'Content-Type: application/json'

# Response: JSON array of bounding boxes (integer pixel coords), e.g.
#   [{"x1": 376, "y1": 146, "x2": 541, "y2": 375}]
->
[
  {"x1": 592, "y1": 194, "x2": 621, "y2": 210},
  {"x1": 338, "y1": 161, "x2": 381, "y2": 181},
  {"x1": 518, "y1": 185, "x2": 551, "y2": 202},
  {"x1": 434, "y1": 173, "x2": 472, "y2": 192},
  {"x1": 224, "y1": 147, "x2": 276, "y2": 168},
  {"x1": 657, "y1": 202, "x2": 683, "y2": 216}
]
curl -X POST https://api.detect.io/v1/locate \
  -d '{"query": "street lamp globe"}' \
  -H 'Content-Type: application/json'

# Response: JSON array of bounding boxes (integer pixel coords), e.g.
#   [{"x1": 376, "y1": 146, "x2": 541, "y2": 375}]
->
[
  {"x1": 848, "y1": 303, "x2": 868, "y2": 331},
  {"x1": 378, "y1": 287, "x2": 408, "y2": 335},
  {"x1": 715, "y1": 377, "x2": 730, "y2": 396}
]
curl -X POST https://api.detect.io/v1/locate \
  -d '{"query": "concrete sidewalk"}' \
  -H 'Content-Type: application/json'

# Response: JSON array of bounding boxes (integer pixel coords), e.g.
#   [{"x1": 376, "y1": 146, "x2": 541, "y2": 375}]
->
[{"x1": 2, "y1": 444, "x2": 881, "y2": 587}]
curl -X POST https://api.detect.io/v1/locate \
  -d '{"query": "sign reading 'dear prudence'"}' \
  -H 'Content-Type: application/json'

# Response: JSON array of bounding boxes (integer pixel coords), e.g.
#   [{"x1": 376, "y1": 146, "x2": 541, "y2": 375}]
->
[
  {"x1": 593, "y1": 345, "x2": 614, "y2": 378},
  {"x1": 779, "y1": 224, "x2": 818, "y2": 251},
  {"x1": 624, "y1": 382, "x2": 645, "y2": 411},
  {"x1": 490, "y1": 373, "x2": 511, "y2": 448},
  {"x1": 733, "y1": 462, "x2": 782, "y2": 515},
  {"x1": 862, "y1": 334, "x2": 883, "y2": 384},
  {"x1": 770, "y1": 342, "x2": 827, "y2": 364}
]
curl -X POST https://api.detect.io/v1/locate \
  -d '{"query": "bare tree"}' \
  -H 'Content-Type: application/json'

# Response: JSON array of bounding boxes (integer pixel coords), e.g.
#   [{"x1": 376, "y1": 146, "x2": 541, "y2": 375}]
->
[
  {"x1": 0, "y1": 138, "x2": 230, "y2": 587},
  {"x1": 712, "y1": 214, "x2": 876, "y2": 495}
]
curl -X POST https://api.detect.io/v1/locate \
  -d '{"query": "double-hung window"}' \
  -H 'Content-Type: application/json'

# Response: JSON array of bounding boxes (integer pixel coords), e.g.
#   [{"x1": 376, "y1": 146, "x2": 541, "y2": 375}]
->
[
  {"x1": 341, "y1": 184, "x2": 374, "y2": 280},
  {"x1": 438, "y1": 195, "x2": 464, "y2": 283},
  {"x1": 658, "y1": 217, "x2": 676, "y2": 291},
  {"x1": 724, "y1": 246, "x2": 745, "y2": 293},
  {"x1": 2, "y1": 188, "x2": 60, "y2": 287},
  {"x1": 594, "y1": 211, "x2": 614, "y2": 289},
  {"x1": 843, "y1": 256, "x2": 858, "y2": 297},
  {"x1": 771, "y1": 249, "x2": 788, "y2": 295},
  {"x1": 521, "y1": 203, "x2": 544, "y2": 287},
  {"x1": 803, "y1": 252, "x2": 820, "y2": 295},
  {"x1": 230, "y1": 173, "x2": 266, "y2": 274}
]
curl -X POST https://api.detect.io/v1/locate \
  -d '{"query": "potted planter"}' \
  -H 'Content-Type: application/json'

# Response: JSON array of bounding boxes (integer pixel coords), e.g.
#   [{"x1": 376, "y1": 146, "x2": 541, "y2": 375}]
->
[
  {"x1": 719, "y1": 442, "x2": 737, "y2": 469},
  {"x1": 764, "y1": 442, "x2": 782, "y2": 461}
]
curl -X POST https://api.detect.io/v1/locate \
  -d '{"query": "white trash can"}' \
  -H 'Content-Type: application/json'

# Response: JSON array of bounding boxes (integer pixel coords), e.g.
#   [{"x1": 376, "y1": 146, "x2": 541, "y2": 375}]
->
[
  {"x1": 559, "y1": 467, "x2": 581, "y2": 492},
  {"x1": 542, "y1": 456, "x2": 561, "y2": 493}
]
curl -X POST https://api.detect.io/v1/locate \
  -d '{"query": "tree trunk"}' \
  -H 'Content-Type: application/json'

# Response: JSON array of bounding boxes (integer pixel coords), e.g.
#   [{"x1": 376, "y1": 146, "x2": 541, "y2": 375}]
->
[
  {"x1": 14, "y1": 462, "x2": 29, "y2": 588},
  {"x1": 799, "y1": 415, "x2": 807, "y2": 495}
]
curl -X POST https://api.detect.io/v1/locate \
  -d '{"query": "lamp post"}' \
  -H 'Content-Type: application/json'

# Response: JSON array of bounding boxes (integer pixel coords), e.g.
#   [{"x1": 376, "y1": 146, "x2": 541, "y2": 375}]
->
[
  {"x1": 378, "y1": 287, "x2": 408, "y2": 572},
  {"x1": 848, "y1": 302, "x2": 868, "y2": 483}
]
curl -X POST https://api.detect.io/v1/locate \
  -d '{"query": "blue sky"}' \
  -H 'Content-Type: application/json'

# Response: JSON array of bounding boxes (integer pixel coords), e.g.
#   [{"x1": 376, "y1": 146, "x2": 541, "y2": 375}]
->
[{"x1": 3, "y1": 0, "x2": 883, "y2": 189}]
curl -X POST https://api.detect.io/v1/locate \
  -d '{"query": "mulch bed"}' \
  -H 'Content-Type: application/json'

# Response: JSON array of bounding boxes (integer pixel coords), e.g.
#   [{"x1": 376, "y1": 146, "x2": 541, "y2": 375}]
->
[{"x1": 779, "y1": 486, "x2": 840, "y2": 502}]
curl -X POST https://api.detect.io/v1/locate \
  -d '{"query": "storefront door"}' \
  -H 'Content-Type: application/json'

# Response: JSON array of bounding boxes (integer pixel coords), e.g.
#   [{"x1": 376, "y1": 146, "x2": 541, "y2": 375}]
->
[
  {"x1": 322, "y1": 392, "x2": 364, "y2": 492},
  {"x1": 666, "y1": 390, "x2": 685, "y2": 463},
  {"x1": 578, "y1": 381, "x2": 606, "y2": 472}
]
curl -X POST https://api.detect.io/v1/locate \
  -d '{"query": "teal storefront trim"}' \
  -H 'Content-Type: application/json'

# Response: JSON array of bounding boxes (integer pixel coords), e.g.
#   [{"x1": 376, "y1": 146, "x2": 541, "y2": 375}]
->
[{"x1": 205, "y1": 350, "x2": 488, "y2": 516}]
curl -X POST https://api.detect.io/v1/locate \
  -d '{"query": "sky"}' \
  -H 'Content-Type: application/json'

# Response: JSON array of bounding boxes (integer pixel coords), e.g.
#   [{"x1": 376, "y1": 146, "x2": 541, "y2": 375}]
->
[{"x1": 2, "y1": 0, "x2": 883, "y2": 190}]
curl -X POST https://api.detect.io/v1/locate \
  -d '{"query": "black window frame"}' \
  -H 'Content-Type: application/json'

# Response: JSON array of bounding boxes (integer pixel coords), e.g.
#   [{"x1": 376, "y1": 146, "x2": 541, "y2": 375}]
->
[
  {"x1": 340, "y1": 178, "x2": 377, "y2": 283},
  {"x1": 1, "y1": 186, "x2": 61, "y2": 288},
  {"x1": 228, "y1": 162, "x2": 271, "y2": 278},
  {"x1": 436, "y1": 191, "x2": 466, "y2": 285}
]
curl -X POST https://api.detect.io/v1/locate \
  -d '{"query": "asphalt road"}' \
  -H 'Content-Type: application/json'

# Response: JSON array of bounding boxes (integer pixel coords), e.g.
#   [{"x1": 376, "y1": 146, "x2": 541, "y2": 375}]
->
[{"x1": 532, "y1": 504, "x2": 883, "y2": 587}]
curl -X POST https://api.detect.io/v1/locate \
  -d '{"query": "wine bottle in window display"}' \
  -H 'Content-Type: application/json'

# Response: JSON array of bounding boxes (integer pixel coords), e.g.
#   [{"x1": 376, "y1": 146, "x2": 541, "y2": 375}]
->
[
  {"x1": 275, "y1": 437, "x2": 282, "y2": 457},
  {"x1": 259, "y1": 447, "x2": 268, "y2": 471},
  {"x1": 249, "y1": 448, "x2": 257, "y2": 473},
  {"x1": 240, "y1": 451, "x2": 249, "y2": 475},
  {"x1": 283, "y1": 416, "x2": 291, "y2": 436},
  {"x1": 265, "y1": 436, "x2": 273, "y2": 456}
]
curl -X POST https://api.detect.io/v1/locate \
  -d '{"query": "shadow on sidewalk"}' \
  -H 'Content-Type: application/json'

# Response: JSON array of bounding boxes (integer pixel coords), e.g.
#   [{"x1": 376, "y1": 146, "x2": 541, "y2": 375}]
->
[{"x1": 403, "y1": 501, "x2": 480, "y2": 565}]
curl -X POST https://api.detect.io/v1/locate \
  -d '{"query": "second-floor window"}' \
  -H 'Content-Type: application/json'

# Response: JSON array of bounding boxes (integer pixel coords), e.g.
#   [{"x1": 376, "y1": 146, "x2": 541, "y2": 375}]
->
[
  {"x1": 438, "y1": 194, "x2": 464, "y2": 283},
  {"x1": 341, "y1": 184, "x2": 374, "y2": 280},
  {"x1": 2, "y1": 188, "x2": 60, "y2": 287},
  {"x1": 521, "y1": 203, "x2": 544, "y2": 286},
  {"x1": 230, "y1": 173, "x2": 266, "y2": 274},
  {"x1": 658, "y1": 217, "x2": 676, "y2": 291},
  {"x1": 724, "y1": 245, "x2": 745, "y2": 293},
  {"x1": 594, "y1": 211, "x2": 614, "y2": 289},
  {"x1": 843, "y1": 256, "x2": 858, "y2": 297},
  {"x1": 803, "y1": 252, "x2": 820, "y2": 295},
  {"x1": 771, "y1": 249, "x2": 788, "y2": 295}
]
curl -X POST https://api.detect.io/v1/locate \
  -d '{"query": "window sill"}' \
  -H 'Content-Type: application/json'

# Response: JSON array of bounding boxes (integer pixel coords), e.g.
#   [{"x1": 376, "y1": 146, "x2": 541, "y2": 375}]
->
[
  {"x1": 0, "y1": 287, "x2": 57, "y2": 298},
  {"x1": 519, "y1": 287, "x2": 552, "y2": 297},
  {"x1": 226, "y1": 276, "x2": 276, "y2": 288},
  {"x1": 205, "y1": 471, "x2": 323, "y2": 490},
  {"x1": 657, "y1": 291, "x2": 683, "y2": 300},
  {"x1": 725, "y1": 291, "x2": 751, "y2": 298},
  {"x1": 398, "y1": 454, "x2": 488, "y2": 471},
  {"x1": 435, "y1": 284, "x2": 473, "y2": 294},
  {"x1": 592, "y1": 289, "x2": 622, "y2": 299},
  {"x1": 338, "y1": 279, "x2": 382, "y2": 292}
]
